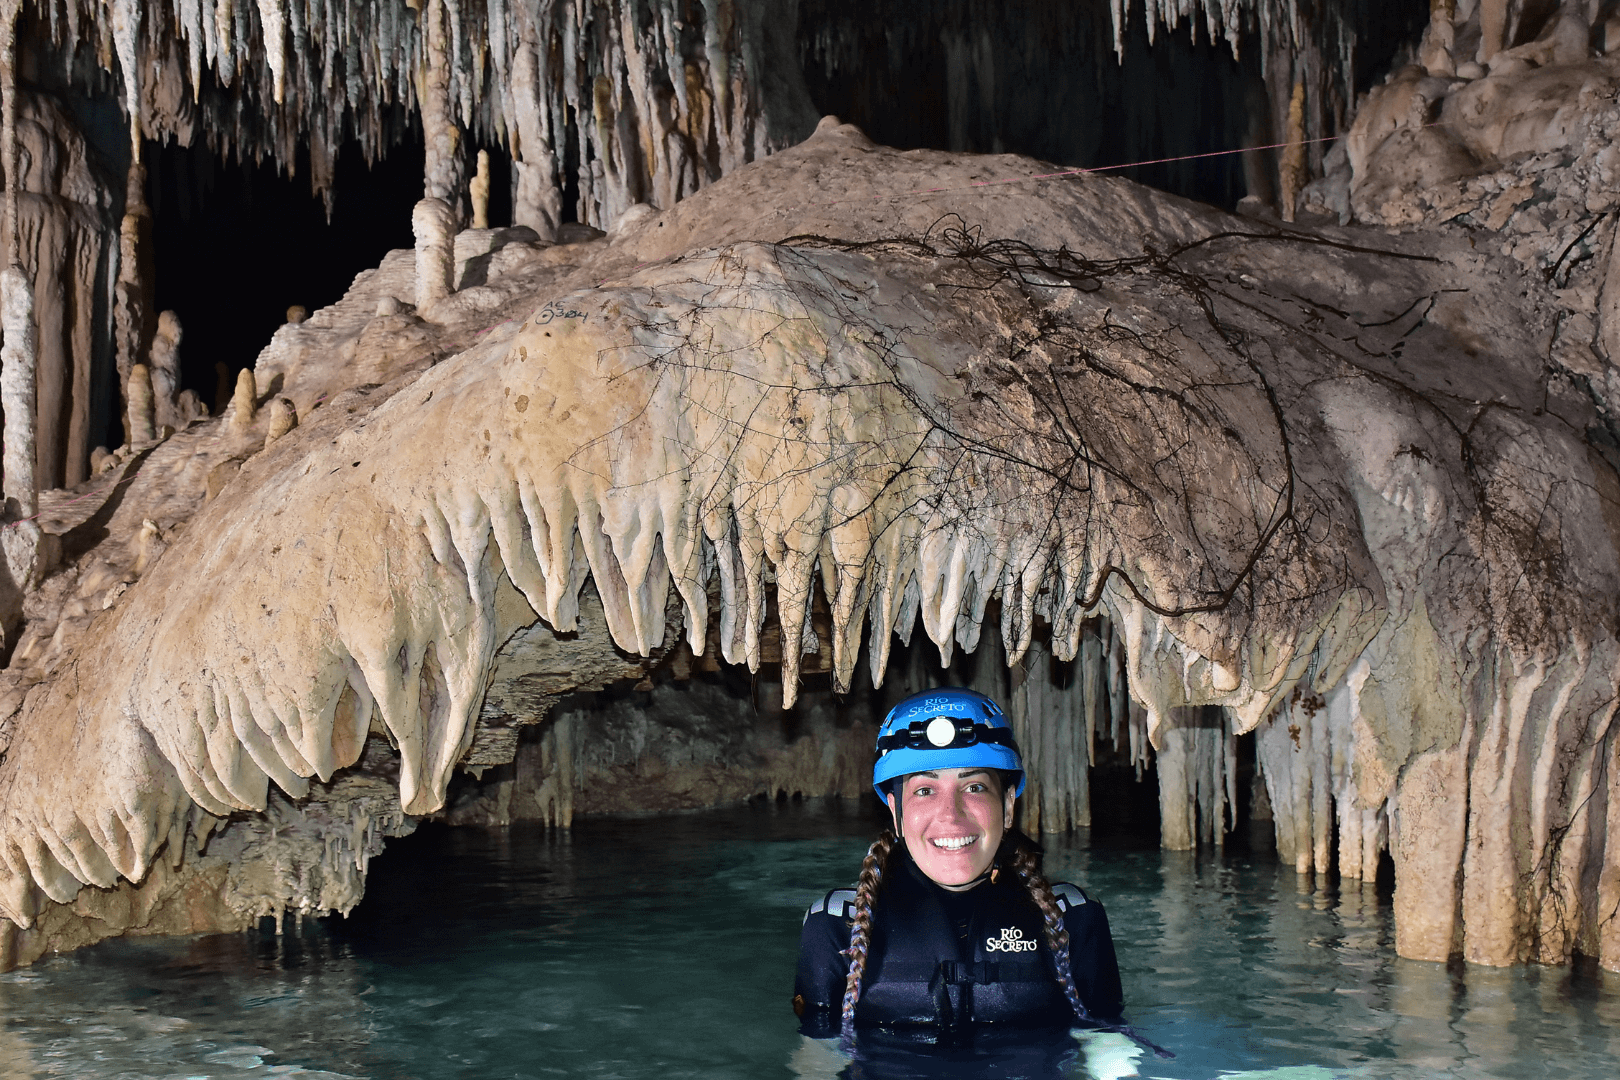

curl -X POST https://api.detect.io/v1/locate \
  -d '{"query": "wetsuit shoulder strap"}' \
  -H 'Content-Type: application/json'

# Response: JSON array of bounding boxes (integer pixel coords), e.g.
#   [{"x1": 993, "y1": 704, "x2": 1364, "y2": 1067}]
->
[
  {"x1": 804, "y1": 886, "x2": 858, "y2": 923},
  {"x1": 1051, "y1": 882, "x2": 1088, "y2": 912}
]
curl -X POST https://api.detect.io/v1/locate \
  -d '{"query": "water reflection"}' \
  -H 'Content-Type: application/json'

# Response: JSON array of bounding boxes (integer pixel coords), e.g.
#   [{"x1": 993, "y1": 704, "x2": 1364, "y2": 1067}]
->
[
  {"x1": 1052, "y1": 834, "x2": 1620, "y2": 1079},
  {"x1": 0, "y1": 804, "x2": 1614, "y2": 1079}
]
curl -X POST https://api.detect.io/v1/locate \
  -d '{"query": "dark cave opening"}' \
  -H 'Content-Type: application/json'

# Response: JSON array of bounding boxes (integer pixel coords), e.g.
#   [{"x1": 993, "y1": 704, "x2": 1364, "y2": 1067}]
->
[
  {"x1": 145, "y1": 133, "x2": 424, "y2": 441},
  {"x1": 143, "y1": 131, "x2": 515, "y2": 449},
  {"x1": 797, "y1": 0, "x2": 1262, "y2": 209}
]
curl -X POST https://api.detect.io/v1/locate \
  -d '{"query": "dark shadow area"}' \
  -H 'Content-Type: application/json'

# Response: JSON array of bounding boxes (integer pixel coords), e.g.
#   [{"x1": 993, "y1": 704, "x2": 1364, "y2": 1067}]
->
[
  {"x1": 55, "y1": 444, "x2": 156, "y2": 562},
  {"x1": 797, "y1": 0, "x2": 1429, "y2": 210},
  {"x1": 146, "y1": 131, "x2": 428, "y2": 409}
]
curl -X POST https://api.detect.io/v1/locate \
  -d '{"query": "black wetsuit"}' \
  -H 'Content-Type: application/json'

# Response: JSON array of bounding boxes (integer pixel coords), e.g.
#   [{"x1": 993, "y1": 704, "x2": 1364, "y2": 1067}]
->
[{"x1": 793, "y1": 842, "x2": 1123, "y2": 1040}]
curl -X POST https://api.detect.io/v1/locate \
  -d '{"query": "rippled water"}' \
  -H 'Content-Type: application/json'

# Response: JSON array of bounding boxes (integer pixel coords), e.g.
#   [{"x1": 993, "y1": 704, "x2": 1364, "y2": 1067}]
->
[{"x1": 1, "y1": 801, "x2": 1616, "y2": 1079}]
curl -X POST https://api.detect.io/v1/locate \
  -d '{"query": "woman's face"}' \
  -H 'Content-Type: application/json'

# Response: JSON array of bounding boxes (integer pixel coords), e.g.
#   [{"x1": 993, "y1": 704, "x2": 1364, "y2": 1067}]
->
[{"x1": 886, "y1": 768, "x2": 1016, "y2": 889}]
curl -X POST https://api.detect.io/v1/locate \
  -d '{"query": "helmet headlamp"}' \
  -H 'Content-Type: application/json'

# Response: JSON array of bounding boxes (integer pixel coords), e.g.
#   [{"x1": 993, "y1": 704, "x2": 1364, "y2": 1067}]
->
[
  {"x1": 875, "y1": 716, "x2": 1020, "y2": 754},
  {"x1": 871, "y1": 687, "x2": 1025, "y2": 797}
]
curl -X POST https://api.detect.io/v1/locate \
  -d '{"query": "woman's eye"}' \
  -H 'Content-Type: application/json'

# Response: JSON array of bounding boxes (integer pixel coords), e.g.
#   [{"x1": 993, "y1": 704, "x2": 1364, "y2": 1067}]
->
[
  {"x1": 965, "y1": 783, "x2": 986, "y2": 793},
  {"x1": 911, "y1": 786, "x2": 933, "y2": 797}
]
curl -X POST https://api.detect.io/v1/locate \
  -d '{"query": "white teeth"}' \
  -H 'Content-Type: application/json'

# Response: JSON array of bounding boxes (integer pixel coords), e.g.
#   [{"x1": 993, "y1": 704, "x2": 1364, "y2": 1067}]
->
[{"x1": 931, "y1": 835, "x2": 977, "y2": 850}]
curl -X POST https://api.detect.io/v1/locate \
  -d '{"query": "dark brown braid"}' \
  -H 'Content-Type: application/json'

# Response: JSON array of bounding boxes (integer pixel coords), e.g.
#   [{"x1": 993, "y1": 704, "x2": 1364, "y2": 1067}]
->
[
  {"x1": 1009, "y1": 837, "x2": 1092, "y2": 1024},
  {"x1": 839, "y1": 829, "x2": 895, "y2": 1035}
]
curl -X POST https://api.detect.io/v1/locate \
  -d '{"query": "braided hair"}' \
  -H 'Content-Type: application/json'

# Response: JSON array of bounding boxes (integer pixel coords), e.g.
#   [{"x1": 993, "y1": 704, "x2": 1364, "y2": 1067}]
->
[
  {"x1": 839, "y1": 829, "x2": 895, "y2": 1036},
  {"x1": 1006, "y1": 832, "x2": 1092, "y2": 1025},
  {"x1": 1008, "y1": 831, "x2": 1176, "y2": 1059}
]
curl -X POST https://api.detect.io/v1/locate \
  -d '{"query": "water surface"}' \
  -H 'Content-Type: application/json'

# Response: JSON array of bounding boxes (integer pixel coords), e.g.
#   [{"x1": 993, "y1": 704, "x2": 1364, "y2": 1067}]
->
[{"x1": 1, "y1": 800, "x2": 1615, "y2": 1079}]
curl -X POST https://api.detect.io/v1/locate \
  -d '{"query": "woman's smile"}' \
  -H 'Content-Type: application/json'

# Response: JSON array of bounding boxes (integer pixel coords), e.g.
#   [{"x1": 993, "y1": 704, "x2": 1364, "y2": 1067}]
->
[{"x1": 929, "y1": 834, "x2": 979, "y2": 851}]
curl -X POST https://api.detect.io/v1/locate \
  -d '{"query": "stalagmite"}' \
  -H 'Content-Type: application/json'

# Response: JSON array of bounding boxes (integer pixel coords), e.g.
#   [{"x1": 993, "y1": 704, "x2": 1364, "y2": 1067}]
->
[
  {"x1": 0, "y1": 265, "x2": 36, "y2": 517},
  {"x1": 228, "y1": 367, "x2": 257, "y2": 432},
  {"x1": 113, "y1": 162, "x2": 152, "y2": 437},
  {"x1": 263, "y1": 398, "x2": 298, "y2": 449},
  {"x1": 133, "y1": 519, "x2": 165, "y2": 576},
  {"x1": 413, "y1": 197, "x2": 457, "y2": 306},
  {"x1": 125, "y1": 364, "x2": 156, "y2": 446},
  {"x1": 470, "y1": 149, "x2": 491, "y2": 231},
  {"x1": 147, "y1": 312, "x2": 182, "y2": 431}
]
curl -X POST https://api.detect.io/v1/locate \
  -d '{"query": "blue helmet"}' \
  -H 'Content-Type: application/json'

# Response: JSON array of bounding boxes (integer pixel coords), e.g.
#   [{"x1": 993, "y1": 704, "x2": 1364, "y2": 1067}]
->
[{"x1": 872, "y1": 687, "x2": 1025, "y2": 798}]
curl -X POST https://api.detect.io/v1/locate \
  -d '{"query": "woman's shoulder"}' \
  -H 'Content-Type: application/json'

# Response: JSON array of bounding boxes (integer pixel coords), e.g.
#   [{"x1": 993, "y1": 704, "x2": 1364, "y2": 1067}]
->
[
  {"x1": 1048, "y1": 881, "x2": 1114, "y2": 936},
  {"x1": 803, "y1": 886, "x2": 858, "y2": 922},
  {"x1": 1049, "y1": 881, "x2": 1091, "y2": 912}
]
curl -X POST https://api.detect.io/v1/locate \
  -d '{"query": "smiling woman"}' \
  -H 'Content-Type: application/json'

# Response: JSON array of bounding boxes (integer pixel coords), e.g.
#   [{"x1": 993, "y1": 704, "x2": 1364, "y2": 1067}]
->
[{"x1": 791, "y1": 687, "x2": 1142, "y2": 1063}]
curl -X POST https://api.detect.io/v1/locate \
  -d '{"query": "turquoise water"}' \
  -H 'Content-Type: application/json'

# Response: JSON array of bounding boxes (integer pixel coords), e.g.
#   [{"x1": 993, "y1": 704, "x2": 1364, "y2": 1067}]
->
[{"x1": 0, "y1": 800, "x2": 1617, "y2": 1079}]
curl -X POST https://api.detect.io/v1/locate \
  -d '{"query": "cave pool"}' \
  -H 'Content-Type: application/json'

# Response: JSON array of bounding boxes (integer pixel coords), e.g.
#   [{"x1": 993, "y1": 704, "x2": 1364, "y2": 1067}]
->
[{"x1": 1, "y1": 800, "x2": 1616, "y2": 1079}]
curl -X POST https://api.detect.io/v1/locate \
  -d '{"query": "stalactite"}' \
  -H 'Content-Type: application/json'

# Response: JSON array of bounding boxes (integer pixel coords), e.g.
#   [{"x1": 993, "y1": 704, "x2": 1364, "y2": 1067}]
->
[
  {"x1": 109, "y1": 0, "x2": 143, "y2": 161},
  {"x1": 420, "y1": 0, "x2": 466, "y2": 225},
  {"x1": 1255, "y1": 665, "x2": 1389, "y2": 880},
  {"x1": 1157, "y1": 706, "x2": 1236, "y2": 851},
  {"x1": 26, "y1": 1, "x2": 792, "y2": 234},
  {"x1": 1007, "y1": 631, "x2": 1095, "y2": 835}
]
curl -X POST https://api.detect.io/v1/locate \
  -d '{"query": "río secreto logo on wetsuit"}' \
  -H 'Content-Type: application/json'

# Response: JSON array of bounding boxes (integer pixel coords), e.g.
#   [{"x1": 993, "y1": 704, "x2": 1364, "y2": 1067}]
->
[{"x1": 985, "y1": 927, "x2": 1038, "y2": 952}]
